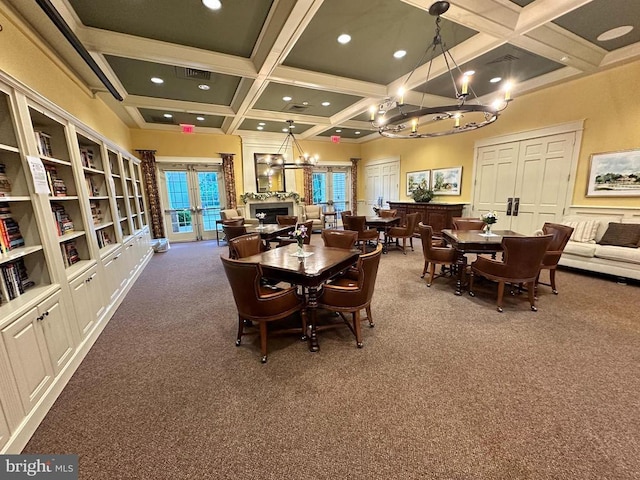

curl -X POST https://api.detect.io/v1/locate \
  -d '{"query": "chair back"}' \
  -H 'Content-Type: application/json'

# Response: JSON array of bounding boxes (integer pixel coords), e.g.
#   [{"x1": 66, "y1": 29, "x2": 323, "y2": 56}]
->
[
  {"x1": 379, "y1": 209, "x2": 397, "y2": 218},
  {"x1": 321, "y1": 229, "x2": 358, "y2": 249},
  {"x1": 220, "y1": 208, "x2": 242, "y2": 221},
  {"x1": 542, "y1": 222, "x2": 574, "y2": 252},
  {"x1": 276, "y1": 215, "x2": 298, "y2": 226},
  {"x1": 394, "y1": 212, "x2": 420, "y2": 235},
  {"x1": 350, "y1": 244, "x2": 383, "y2": 305},
  {"x1": 344, "y1": 215, "x2": 367, "y2": 234},
  {"x1": 502, "y1": 235, "x2": 553, "y2": 279},
  {"x1": 222, "y1": 218, "x2": 244, "y2": 226},
  {"x1": 304, "y1": 204, "x2": 322, "y2": 220},
  {"x1": 223, "y1": 224, "x2": 247, "y2": 241},
  {"x1": 228, "y1": 233, "x2": 263, "y2": 259},
  {"x1": 419, "y1": 223, "x2": 455, "y2": 261},
  {"x1": 453, "y1": 217, "x2": 486, "y2": 230},
  {"x1": 340, "y1": 210, "x2": 352, "y2": 220}
]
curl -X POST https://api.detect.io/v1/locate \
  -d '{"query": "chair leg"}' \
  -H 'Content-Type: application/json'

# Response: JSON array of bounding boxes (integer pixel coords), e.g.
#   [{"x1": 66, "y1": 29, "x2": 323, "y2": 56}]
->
[
  {"x1": 259, "y1": 321, "x2": 268, "y2": 363},
  {"x1": 497, "y1": 281, "x2": 505, "y2": 312},
  {"x1": 236, "y1": 314, "x2": 243, "y2": 346},
  {"x1": 410, "y1": 236, "x2": 414, "y2": 251},
  {"x1": 550, "y1": 269, "x2": 558, "y2": 294},
  {"x1": 534, "y1": 272, "x2": 540, "y2": 299},
  {"x1": 300, "y1": 308, "x2": 308, "y2": 341},
  {"x1": 353, "y1": 310, "x2": 363, "y2": 348},
  {"x1": 528, "y1": 281, "x2": 537, "y2": 311},
  {"x1": 402, "y1": 238, "x2": 407, "y2": 255},
  {"x1": 365, "y1": 305, "x2": 374, "y2": 327},
  {"x1": 427, "y1": 263, "x2": 436, "y2": 287},
  {"x1": 421, "y1": 260, "x2": 429, "y2": 278}
]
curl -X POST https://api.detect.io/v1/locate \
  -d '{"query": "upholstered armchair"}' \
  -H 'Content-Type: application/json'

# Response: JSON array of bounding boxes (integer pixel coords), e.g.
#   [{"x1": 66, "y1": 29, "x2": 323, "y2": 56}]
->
[
  {"x1": 221, "y1": 256, "x2": 306, "y2": 363},
  {"x1": 387, "y1": 212, "x2": 421, "y2": 254},
  {"x1": 221, "y1": 207, "x2": 258, "y2": 225},
  {"x1": 469, "y1": 235, "x2": 552, "y2": 312},
  {"x1": 344, "y1": 215, "x2": 378, "y2": 252},
  {"x1": 535, "y1": 222, "x2": 574, "y2": 295},
  {"x1": 303, "y1": 205, "x2": 324, "y2": 232},
  {"x1": 419, "y1": 223, "x2": 456, "y2": 287}
]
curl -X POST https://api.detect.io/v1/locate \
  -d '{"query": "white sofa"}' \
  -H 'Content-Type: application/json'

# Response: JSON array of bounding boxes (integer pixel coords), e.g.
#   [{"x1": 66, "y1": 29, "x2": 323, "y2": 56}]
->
[{"x1": 558, "y1": 213, "x2": 640, "y2": 281}]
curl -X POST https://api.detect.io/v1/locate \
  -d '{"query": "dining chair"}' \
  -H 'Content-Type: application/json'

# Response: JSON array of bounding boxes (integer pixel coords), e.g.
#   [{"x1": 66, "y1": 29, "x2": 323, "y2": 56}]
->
[
  {"x1": 222, "y1": 225, "x2": 247, "y2": 257},
  {"x1": 344, "y1": 215, "x2": 378, "y2": 252},
  {"x1": 387, "y1": 212, "x2": 421, "y2": 254},
  {"x1": 321, "y1": 229, "x2": 358, "y2": 249},
  {"x1": 318, "y1": 244, "x2": 383, "y2": 348},
  {"x1": 418, "y1": 223, "x2": 456, "y2": 287},
  {"x1": 276, "y1": 215, "x2": 298, "y2": 226},
  {"x1": 228, "y1": 232, "x2": 264, "y2": 259},
  {"x1": 452, "y1": 217, "x2": 486, "y2": 230},
  {"x1": 469, "y1": 235, "x2": 552, "y2": 312},
  {"x1": 222, "y1": 218, "x2": 245, "y2": 226},
  {"x1": 277, "y1": 220, "x2": 313, "y2": 246},
  {"x1": 535, "y1": 222, "x2": 574, "y2": 296},
  {"x1": 221, "y1": 256, "x2": 306, "y2": 363},
  {"x1": 379, "y1": 209, "x2": 398, "y2": 218}
]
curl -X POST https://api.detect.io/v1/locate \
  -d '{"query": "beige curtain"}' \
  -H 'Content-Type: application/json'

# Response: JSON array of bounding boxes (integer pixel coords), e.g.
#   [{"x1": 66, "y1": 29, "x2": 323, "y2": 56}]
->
[
  {"x1": 303, "y1": 165, "x2": 313, "y2": 205},
  {"x1": 137, "y1": 149, "x2": 164, "y2": 239},
  {"x1": 221, "y1": 153, "x2": 237, "y2": 209},
  {"x1": 351, "y1": 157, "x2": 359, "y2": 214}
]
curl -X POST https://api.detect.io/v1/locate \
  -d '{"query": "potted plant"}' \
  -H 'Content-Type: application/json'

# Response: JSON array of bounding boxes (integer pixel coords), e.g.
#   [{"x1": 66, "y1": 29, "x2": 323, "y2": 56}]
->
[
  {"x1": 326, "y1": 199, "x2": 335, "y2": 212},
  {"x1": 410, "y1": 180, "x2": 434, "y2": 203}
]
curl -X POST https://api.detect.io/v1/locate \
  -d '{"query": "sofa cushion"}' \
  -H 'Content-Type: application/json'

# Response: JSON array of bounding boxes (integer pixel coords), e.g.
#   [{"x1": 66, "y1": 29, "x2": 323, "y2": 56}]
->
[
  {"x1": 561, "y1": 215, "x2": 622, "y2": 242},
  {"x1": 594, "y1": 245, "x2": 640, "y2": 265},
  {"x1": 562, "y1": 220, "x2": 599, "y2": 243},
  {"x1": 563, "y1": 241, "x2": 596, "y2": 258},
  {"x1": 599, "y1": 222, "x2": 640, "y2": 248}
]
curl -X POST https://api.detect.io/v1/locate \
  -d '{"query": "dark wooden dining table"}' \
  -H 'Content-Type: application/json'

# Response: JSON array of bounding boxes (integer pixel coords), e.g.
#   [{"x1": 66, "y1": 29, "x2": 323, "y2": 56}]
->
[
  {"x1": 365, "y1": 216, "x2": 400, "y2": 253},
  {"x1": 245, "y1": 223, "x2": 295, "y2": 249},
  {"x1": 240, "y1": 243, "x2": 360, "y2": 352},
  {"x1": 441, "y1": 229, "x2": 524, "y2": 295}
]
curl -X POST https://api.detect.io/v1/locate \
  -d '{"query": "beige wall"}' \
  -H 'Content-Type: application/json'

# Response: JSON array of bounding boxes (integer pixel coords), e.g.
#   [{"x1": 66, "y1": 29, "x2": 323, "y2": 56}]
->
[
  {"x1": 0, "y1": 5, "x2": 131, "y2": 150},
  {"x1": 360, "y1": 60, "x2": 640, "y2": 209}
]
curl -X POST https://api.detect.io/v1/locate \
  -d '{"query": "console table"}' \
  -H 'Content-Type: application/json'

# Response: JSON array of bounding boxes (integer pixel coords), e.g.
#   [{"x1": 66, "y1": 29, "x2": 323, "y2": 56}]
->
[{"x1": 387, "y1": 202, "x2": 464, "y2": 233}]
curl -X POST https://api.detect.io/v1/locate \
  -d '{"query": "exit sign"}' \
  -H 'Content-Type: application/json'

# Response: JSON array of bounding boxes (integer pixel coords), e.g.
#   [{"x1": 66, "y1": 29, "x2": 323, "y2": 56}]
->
[
  {"x1": 180, "y1": 124, "x2": 195, "y2": 134},
  {"x1": 331, "y1": 135, "x2": 340, "y2": 143}
]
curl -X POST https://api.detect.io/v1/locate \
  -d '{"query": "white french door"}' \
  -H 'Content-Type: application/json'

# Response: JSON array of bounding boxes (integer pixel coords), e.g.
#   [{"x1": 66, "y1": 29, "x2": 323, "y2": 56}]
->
[
  {"x1": 365, "y1": 160, "x2": 399, "y2": 212},
  {"x1": 312, "y1": 168, "x2": 350, "y2": 213},
  {"x1": 159, "y1": 164, "x2": 224, "y2": 242}
]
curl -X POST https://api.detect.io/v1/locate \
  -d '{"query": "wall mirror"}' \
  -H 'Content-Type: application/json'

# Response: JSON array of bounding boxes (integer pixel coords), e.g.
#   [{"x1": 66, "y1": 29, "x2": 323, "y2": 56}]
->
[{"x1": 254, "y1": 153, "x2": 286, "y2": 192}]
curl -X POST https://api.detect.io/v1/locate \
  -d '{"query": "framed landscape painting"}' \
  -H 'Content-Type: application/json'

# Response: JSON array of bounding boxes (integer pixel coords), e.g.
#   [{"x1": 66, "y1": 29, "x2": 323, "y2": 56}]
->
[
  {"x1": 406, "y1": 170, "x2": 430, "y2": 195},
  {"x1": 587, "y1": 149, "x2": 640, "y2": 197},
  {"x1": 432, "y1": 167, "x2": 462, "y2": 195}
]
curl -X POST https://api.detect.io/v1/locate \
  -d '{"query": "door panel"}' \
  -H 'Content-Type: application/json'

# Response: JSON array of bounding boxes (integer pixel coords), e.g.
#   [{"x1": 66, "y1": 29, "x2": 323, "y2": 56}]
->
[{"x1": 365, "y1": 161, "x2": 399, "y2": 213}]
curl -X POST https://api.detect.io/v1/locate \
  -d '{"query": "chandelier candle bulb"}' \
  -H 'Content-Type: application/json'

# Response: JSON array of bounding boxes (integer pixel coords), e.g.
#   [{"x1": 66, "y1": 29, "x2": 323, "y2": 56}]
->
[
  {"x1": 411, "y1": 118, "x2": 418, "y2": 133},
  {"x1": 398, "y1": 88, "x2": 405, "y2": 105},
  {"x1": 454, "y1": 116, "x2": 460, "y2": 128},
  {"x1": 461, "y1": 75, "x2": 469, "y2": 95}
]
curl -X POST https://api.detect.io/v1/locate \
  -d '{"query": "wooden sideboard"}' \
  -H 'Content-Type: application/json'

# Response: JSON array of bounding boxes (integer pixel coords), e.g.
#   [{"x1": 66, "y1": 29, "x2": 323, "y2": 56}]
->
[{"x1": 387, "y1": 202, "x2": 464, "y2": 233}]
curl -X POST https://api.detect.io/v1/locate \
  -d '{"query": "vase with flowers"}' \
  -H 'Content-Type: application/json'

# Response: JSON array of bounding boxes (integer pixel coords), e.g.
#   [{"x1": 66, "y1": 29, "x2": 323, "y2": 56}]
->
[
  {"x1": 290, "y1": 224, "x2": 308, "y2": 257},
  {"x1": 256, "y1": 211, "x2": 266, "y2": 228},
  {"x1": 480, "y1": 211, "x2": 498, "y2": 235}
]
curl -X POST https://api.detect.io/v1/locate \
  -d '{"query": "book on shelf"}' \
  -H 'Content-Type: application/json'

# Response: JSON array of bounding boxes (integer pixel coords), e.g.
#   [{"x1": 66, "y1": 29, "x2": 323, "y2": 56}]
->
[
  {"x1": 90, "y1": 200, "x2": 103, "y2": 225},
  {"x1": 0, "y1": 163, "x2": 12, "y2": 196},
  {"x1": 44, "y1": 164, "x2": 67, "y2": 197},
  {"x1": 0, "y1": 203, "x2": 25, "y2": 253},
  {"x1": 51, "y1": 202, "x2": 74, "y2": 236},
  {"x1": 0, "y1": 258, "x2": 35, "y2": 301},
  {"x1": 34, "y1": 130, "x2": 53, "y2": 157},
  {"x1": 85, "y1": 176, "x2": 100, "y2": 196},
  {"x1": 96, "y1": 229, "x2": 113, "y2": 248},
  {"x1": 61, "y1": 241, "x2": 80, "y2": 267},
  {"x1": 80, "y1": 147, "x2": 97, "y2": 169}
]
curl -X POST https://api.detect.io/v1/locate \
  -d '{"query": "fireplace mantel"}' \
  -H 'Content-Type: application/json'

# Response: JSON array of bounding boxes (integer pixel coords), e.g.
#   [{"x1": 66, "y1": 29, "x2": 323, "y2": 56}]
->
[{"x1": 241, "y1": 196, "x2": 304, "y2": 223}]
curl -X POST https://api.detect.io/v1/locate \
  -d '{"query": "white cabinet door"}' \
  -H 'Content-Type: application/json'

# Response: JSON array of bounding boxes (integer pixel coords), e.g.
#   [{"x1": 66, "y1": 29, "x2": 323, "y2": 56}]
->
[
  {"x1": 70, "y1": 266, "x2": 105, "y2": 341},
  {"x1": 0, "y1": 404, "x2": 9, "y2": 451},
  {"x1": 2, "y1": 307, "x2": 54, "y2": 413},
  {"x1": 38, "y1": 291, "x2": 74, "y2": 376},
  {"x1": 103, "y1": 249, "x2": 124, "y2": 304}
]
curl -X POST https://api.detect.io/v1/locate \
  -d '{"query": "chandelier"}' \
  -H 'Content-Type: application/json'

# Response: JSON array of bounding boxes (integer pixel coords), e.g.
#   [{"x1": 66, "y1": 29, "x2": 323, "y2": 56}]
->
[
  {"x1": 277, "y1": 120, "x2": 318, "y2": 168},
  {"x1": 370, "y1": 1, "x2": 512, "y2": 139}
]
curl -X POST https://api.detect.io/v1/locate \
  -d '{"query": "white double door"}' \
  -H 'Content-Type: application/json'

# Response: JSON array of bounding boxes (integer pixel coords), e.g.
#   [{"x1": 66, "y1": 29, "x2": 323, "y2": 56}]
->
[
  {"x1": 473, "y1": 130, "x2": 579, "y2": 234},
  {"x1": 365, "y1": 159, "x2": 400, "y2": 212}
]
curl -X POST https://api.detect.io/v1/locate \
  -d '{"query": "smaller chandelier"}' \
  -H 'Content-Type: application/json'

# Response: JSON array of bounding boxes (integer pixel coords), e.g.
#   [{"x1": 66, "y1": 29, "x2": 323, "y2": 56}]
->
[
  {"x1": 371, "y1": 1, "x2": 513, "y2": 139},
  {"x1": 277, "y1": 120, "x2": 319, "y2": 168}
]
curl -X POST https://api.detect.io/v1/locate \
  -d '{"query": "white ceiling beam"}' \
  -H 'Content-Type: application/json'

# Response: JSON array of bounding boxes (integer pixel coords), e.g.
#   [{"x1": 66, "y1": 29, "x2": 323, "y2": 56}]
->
[
  {"x1": 122, "y1": 95, "x2": 236, "y2": 117},
  {"x1": 514, "y1": 0, "x2": 594, "y2": 35}
]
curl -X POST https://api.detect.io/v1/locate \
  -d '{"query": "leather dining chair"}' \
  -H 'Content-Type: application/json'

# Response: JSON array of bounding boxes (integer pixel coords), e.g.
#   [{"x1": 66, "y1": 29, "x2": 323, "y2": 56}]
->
[
  {"x1": 228, "y1": 232, "x2": 264, "y2": 259},
  {"x1": 344, "y1": 215, "x2": 378, "y2": 252},
  {"x1": 321, "y1": 229, "x2": 358, "y2": 249},
  {"x1": 452, "y1": 217, "x2": 486, "y2": 230},
  {"x1": 221, "y1": 256, "x2": 306, "y2": 363},
  {"x1": 535, "y1": 222, "x2": 574, "y2": 296},
  {"x1": 387, "y1": 212, "x2": 421, "y2": 254},
  {"x1": 469, "y1": 235, "x2": 552, "y2": 312},
  {"x1": 222, "y1": 225, "x2": 248, "y2": 257},
  {"x1": 276, "y1": 215, "x2": 298, "y2": 226},
  {"x1": 318, "y1": 244, "x2": 383, "y2": 348},
  {"x1": 379, "y1": 209, "x2": 398, "y2": 218},
  {"x1": 222, "y1": 218, "x2": 245, "y2": 226},
  {"x1": 418, "y1": 223, "x2": 456, "y2": 287}
]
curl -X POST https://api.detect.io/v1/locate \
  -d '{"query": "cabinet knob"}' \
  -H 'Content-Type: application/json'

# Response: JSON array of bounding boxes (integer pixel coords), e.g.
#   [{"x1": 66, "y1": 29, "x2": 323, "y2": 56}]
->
[{"x1": 36, "y1": 315, "x2": 44, "y2": 322}]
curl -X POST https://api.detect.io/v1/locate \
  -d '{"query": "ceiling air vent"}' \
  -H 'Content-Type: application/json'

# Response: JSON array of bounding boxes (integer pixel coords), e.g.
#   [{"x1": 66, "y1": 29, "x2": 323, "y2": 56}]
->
[
  {"x1": 151, "y1": 116, "x2": 175, "y2": 124},
  {"x1": 174, "y1": 67, "x2": 212, "y2": 81},
  {"x1": 286, "y1": 104, "x2": 310, "y2": 113},
  {"x1": 486, "y1": 54, "x2": 519, "y2": 65}
]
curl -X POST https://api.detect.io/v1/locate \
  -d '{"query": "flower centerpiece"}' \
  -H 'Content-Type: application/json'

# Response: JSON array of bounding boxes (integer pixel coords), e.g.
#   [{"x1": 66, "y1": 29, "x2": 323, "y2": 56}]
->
[
  {"x1": 480, "y1": 211, "x2": 498, "y2": 235},
  {"x1": 410, "y1": 180, "x2": 434, "y2": 203},
  {"x1": 326, "y1": 199, "x2": 335, "y2": 212},
  {"x1": 290, "y1": 224, "x2": 308, "y2": 257},
  {"x1": 255, "y1": 211, "x2": 266, "y2": 227}
]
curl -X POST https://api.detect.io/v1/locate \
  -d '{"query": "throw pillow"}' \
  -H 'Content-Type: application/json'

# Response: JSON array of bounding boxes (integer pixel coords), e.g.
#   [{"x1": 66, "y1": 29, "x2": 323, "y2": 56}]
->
[
  {"x1": 562, "y1": 220, "x2": 599, "y2": 243},
  {"x1": 598, "y1": 222, "x2": 640, "y2": 248}
]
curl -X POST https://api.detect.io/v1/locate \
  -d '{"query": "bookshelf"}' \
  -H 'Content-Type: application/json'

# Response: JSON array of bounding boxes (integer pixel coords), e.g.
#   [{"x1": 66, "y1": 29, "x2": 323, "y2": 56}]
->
[{"x1": 0, "y1": 71, "x2": 152, "y2": 454}]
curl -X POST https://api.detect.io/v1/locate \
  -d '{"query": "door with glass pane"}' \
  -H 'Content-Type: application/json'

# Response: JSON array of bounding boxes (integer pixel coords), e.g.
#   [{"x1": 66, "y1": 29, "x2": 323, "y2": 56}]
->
[
  {"x1": 312, "y1": 168, "x2": 350, "y2": 215},
  {"x1": 159, "y1": 165, "x2": 223, "y2": 242}
]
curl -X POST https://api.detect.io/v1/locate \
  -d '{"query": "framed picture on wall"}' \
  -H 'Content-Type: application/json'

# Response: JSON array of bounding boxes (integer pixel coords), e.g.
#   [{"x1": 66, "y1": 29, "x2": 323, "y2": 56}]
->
[
  {"x1": 406, "y1": 170, "x2": 430, "y2": 195},
  {"x1": 432, "y1": 167, "x2": 462, "y2": 195},
  {"x1": 586, "y1": 149, "x2": 640, "y2": 197}
]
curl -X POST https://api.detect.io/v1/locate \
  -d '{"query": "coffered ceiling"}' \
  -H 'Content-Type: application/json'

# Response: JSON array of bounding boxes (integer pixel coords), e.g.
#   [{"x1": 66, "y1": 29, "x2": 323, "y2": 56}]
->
[{"x1": 5, "y1": 0, "x2": 640, "y2": 142}]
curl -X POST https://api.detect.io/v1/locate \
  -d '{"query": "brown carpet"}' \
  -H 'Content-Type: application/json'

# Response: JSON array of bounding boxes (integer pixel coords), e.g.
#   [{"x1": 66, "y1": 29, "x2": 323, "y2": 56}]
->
[{"x1": 23, "y1": 237, "x2": 640, "y2": 479}]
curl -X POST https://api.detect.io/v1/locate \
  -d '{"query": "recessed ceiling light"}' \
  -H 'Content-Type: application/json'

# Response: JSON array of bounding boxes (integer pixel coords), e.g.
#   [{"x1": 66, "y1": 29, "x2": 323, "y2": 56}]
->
[
  {"x1": 196, "y1": 116, "x2": 205, "y2": 121},
  {"x1": 302, "y1": 101, "x2": 309, "y2": 106},
  {"x1": 489, "y1": 77, "x2": 502, "y2": 83},
  {"x1": 463, "y1": 70, "x2": 475, "y2": 76},
  {"x1": 337, "y1": 34, "x2": 351, "y2": 44},
  {"x1": 258, "y1": 122, "x2": 266, "y2": 126},
  {"x1": 560, "y1": 55, "x2": 570, "y2": 62},
  {"x1": 335, "y1": 129, "x2": 342, "y2": 133},
  {"x1": 202, "y1": 0, "x2": 222, "y2": 10},
  {"x1": 355, "y1": 131, "x2": 361, "y2": 135},
  {"x1": 163, "y1": 114, "x2": 173, "y2": 118},
  {"x1": 198, "y1": 84, "x2": 210, "y2": 90},
  {"x1": 257, "y1": 126, "x2": 264, "y2": 130},
  {"x1": 597, "y1": 25, "x2": 633, "y2": 42},
  {"x1": 393, "y1": 50, "x2": 407, "y2": 59},
  {"x1": 282, "y1": 96, "x2": 292, "y2": 102},
  {"x1": 321, "y1": 101, "x2": 331, "y2": 106},
  {"x1": 150, "y1": 77, "x2": 164, "y2": 84}
]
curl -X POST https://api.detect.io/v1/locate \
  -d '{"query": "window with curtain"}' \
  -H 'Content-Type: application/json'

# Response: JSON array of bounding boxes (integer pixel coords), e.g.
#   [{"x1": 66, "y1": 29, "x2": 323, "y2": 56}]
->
[{"x1": 312, "y1": 168, "x2": 350, "y2": 212}]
